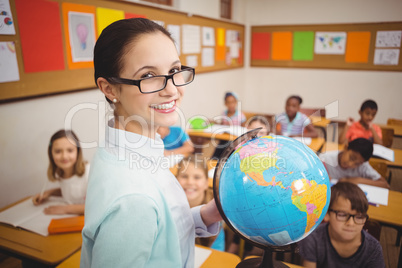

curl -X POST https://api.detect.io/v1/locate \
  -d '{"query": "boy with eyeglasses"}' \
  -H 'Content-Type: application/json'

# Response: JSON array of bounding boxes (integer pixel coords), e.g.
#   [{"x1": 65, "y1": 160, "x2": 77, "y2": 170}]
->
[{"x1": 298, "y1": 181, "x2": 385, "y2": 268}]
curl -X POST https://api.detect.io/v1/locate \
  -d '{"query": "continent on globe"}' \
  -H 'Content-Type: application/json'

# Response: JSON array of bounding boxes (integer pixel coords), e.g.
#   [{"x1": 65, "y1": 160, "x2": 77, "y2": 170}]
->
[{"x1": 216, "y1": 135, "x2": 331, "y2": 247}]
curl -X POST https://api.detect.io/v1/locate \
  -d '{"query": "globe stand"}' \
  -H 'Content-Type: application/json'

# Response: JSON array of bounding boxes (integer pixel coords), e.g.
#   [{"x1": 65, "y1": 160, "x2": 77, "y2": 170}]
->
[{"x1": 236, "y1": 248, "x2": 289, "y2": 268}]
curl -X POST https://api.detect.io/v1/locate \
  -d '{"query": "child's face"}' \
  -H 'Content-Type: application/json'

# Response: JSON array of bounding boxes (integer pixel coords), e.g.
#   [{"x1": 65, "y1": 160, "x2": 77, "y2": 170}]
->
[
  {"x1": 51, "y1": 137, "x2": 78, "y2": 173},
  {"x1": 285, "y1": 98, "x2": 300, "y2": 119},
  {"x1": 225, "y1": 95, "x2": 237, "y2": 113},
  {"x1": 247, "y1": 121, "x2": 269, "y2": 137},
  {"x1": 176, "y1": 162, "x2": 209, "y2": 206},
  {"x1": 338, "y1": 149, "x2": 365, "y2": 169},
  {"x1": 326, "y1": 196, "x2": 365, "y2": 242},
  {"x1": 359, "y1": 108, "x2": 377, "y2": 127},
  {"x1": 115, "y1": 32, "x2": 183, "y2": 133}
]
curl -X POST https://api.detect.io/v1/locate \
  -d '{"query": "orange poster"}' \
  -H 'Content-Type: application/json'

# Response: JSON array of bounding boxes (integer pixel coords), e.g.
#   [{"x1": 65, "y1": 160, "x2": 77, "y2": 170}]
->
[
  {"x1": 345, "y1": 32, "x2": 371, "y2": 63},
  {"x1": 271, "y1": 32, "x2": 292, "y2": 61}
]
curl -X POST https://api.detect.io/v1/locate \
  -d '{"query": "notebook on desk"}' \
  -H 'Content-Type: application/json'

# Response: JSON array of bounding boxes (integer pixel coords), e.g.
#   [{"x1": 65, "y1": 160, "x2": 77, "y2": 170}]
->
[
  {"x1": 0, "y1": 197, "x2": 76, "y2": 236},
  {"x1": 372, "y1": 144, "x2": 395, "y2": 162}
]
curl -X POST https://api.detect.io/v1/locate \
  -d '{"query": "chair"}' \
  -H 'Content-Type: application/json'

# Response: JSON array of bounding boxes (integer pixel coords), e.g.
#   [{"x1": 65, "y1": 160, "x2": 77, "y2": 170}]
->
[
  {"x1": 243, "y1": 111, "x2": 258, "y2": 122},
  {"x1": 299, "y1": 107, "x2": 327, "y2": 141},
  {"x1": 369, "y1": 161, "x2": 392, "y2": 184},
  {"x1": 299, "y1": 107, "x2": 326, "y2": 118},
  {"x1": 381, "y1": 127, "x2": 394, "y2": 148},
  {"x1": 363, "y1": 219, "x2": 382, "y2": 241},
  {"x1": 387, "y1": 118, "x2": 402, "y2": 126}
]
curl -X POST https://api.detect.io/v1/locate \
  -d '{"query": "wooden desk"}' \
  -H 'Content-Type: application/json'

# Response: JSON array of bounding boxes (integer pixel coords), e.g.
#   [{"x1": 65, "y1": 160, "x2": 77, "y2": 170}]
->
[
  {"x1": 370, "y1": 148, "x2": 402, "y2": 169},
  {"x1": 0, "y1": 198, "x2": 82, "y2": 267},
  {"x1": 188, "y1": 129, "x2": 325, "y2": 154},
  {"x1": 57, "y1": 245, "x2": 241, "y2": 268},
  {"x1": 368, "y1": 190, "x2": 402, "y2": 228},
  {"x1": 379, "y1": 124, "x2": 402, "y2": 137},
  {"x1": 367, "y1": 190, "x2": 402, "y2": 267}
]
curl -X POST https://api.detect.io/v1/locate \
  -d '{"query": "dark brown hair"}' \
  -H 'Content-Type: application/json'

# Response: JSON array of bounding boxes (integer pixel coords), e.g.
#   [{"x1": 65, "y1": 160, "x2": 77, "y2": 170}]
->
[
  {"x1": 47, "y1": 130, "x2": 85, "y2": 181},
  {"x1": 330, "y1": 181, "x2": 368, "y2": 214}
]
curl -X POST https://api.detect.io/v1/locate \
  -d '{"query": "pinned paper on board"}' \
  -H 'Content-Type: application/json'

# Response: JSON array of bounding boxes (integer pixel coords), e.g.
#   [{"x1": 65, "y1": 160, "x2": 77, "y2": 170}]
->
[
  {"x1": 96, "y1": 7, "x2": 124, "y2": 37},
  {"x1": 0, "y1": 41, "x2": 19, "y2": 83},
  {"x1": 68, "y1": 12, "x2": 96, "y2": 63},
  {"x1": 375, "y1": 30, "x2": 402, "y2": 48},
  {"x1": 62, "y1": 3, "x2": 96, "y2": 69},
  {"x1": 251, "y1": 32, "x2": 270, "y2": 60},
  {"x1": 0, "y1": 0, "x2": 15, "y2": 35},
  {"x1": 315, "y1": 32, "x2": 347, "y2": 55},
  {"x1": 272, "y1": 31, "x2": 292, "y2": 61},
  {"x1": 15, "y1": 0, "x2": 65, "y2": 72},
  {"x1": 345, "y1": 31, "x2": 371, "y2": 63},
  {"x1": 293, "y1": 31, "x2": 314, "y2": 61},
  {"x1": 374, "y1": 49, "x2": 400, "y2": 65},
  {"x1": 202, "y1": 26, "x2": 215, "y2": 46},
  {"x1": 182, "y1": 24, "x2": 201, "y2": 54},
  {"x1": 202, "y1": 47, "x2": 214, "y2": 67},
  {"x1": 167, "y1": 24, "x2": 181, "y2": 55}
]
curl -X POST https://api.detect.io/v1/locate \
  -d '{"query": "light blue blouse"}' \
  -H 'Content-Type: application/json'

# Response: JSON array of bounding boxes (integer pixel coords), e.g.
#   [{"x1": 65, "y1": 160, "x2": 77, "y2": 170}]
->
[{"x1": 81, "y1": 121, "x2": 218, "y2": 267}]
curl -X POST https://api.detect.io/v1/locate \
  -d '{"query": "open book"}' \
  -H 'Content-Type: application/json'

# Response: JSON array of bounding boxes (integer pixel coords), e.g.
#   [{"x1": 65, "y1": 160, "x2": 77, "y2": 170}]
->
[
  {"x1": 372, "y1": 144, "x2": 395, "y2": 162},
  {"x1": 0, "y1": 197, "x2": 76, "y2": 236}
]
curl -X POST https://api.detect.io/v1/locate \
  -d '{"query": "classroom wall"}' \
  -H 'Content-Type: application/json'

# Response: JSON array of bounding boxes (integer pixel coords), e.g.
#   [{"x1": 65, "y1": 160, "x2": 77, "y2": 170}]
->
[
  {"x1": 241, "y1": 0, "x2": 402, "y2": 123},
  {"x1": 1, "y1": 0, "x2": 402, "y2": 207}
]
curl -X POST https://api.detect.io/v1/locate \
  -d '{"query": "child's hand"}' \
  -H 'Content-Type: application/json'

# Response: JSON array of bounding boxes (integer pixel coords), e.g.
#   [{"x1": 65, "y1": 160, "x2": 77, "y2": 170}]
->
[
  {"x1": 43, "y1": 205, "x2": 68, "y2": 215},
  {"x1": 32, "y1": 192, "x2": 49, "y2": 205},
  {"x1": 346, "y1": 117, "x2": 354, "y2": 126}
]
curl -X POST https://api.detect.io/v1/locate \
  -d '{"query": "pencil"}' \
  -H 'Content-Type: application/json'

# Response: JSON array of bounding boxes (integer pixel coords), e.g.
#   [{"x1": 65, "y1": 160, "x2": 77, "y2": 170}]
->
[{"x1": 39, "y1": 180, "x2": 47, "y2": 201}]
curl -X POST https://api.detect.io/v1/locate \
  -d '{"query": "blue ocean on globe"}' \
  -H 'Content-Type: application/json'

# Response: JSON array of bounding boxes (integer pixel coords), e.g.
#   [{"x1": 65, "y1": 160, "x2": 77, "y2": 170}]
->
[{"x1": 217, "y1": 135, "x2": 331, "y2": 247}]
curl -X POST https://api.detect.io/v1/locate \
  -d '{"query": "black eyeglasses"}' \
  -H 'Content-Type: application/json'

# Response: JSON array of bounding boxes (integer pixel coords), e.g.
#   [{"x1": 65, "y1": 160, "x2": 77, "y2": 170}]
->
[
  {"x1": 107, "y1": 66, "x2": 195, "y2": 94},
  {"x1": 329, "y1": 209, "x2": 368, "y2": 225}
]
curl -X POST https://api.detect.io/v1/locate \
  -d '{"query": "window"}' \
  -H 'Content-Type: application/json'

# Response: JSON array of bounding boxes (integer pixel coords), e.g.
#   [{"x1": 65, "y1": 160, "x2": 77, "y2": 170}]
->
[
  {"x1": 220, "y1": 0, "x2": 232, "y2": 20},
  {"x1": 142, "y1": 0, "x2": 172, "y2": 6}
]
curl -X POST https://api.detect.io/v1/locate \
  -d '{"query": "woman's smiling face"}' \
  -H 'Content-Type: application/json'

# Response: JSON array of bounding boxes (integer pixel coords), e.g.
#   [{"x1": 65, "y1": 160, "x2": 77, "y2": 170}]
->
[{"x1": 114, "y1": 31, "x2": 184, "y2": 136}]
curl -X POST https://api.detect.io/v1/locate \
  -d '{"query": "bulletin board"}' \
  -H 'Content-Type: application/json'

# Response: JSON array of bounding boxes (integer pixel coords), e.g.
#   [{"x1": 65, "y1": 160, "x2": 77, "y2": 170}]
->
[
  {"x1": 0, "y1": 0, "x2": 244, "y2": 102},
  {"x1": 250, "y1": 21, "x2": 402, "y2": 72}
]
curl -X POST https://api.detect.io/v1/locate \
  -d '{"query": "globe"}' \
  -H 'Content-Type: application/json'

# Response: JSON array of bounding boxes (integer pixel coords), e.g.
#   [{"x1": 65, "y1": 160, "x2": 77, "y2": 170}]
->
[{"x1": 213, "y1": 131, "x2": 331, "y2": 252}]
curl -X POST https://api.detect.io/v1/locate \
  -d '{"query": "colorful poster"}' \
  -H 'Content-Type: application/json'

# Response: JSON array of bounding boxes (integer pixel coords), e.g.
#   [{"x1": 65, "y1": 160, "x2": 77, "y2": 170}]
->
[
  {"x1": 15, "y1": 0, "x2": 64, "y2": 72},
  {"x1": 293, "y1": 31, "x2": 314, "y2": 61},
  {"x1": 182, "y1": 24, "x2": 200, "y2": 54},
  {"x1": 216, "y1": 28, "x2": 225, "y2": 47},
  {"x1": 62, "y1": 3, "x2": 96, "y2": 69},
  {"x1": 68, "y1": 12, "x2": 95, "y2": 63},
  {"x1": 271, "y1": 32, "x2": 292, "y2": 61},
  {"x1": 315, "y1": 32, "x2": 347, "y2": 54},
  {"x1": 125, "y1": 13, "x2": 146, "y2": 19},
  {"x1": 345, "y1": 31, "x2": 371, "y2": 63},
  {"x1": 251, "y1": 32, "x2": 270, "y2": 60},
  {"x1": 96, "y1": 7, "x2": 124, "y2": 37},
  {"x1": 375, "y1": 31, "x2": 402, "y2": 48},
  {"x1": 0, "y1": 0, "x2": 15, "y2": 35},
  {"x1": 0, "y1": 42, "x2": 19, "y2": 83},
  {"x1": 374, "y1": 49, "x2": 400, "y2": 65}
]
